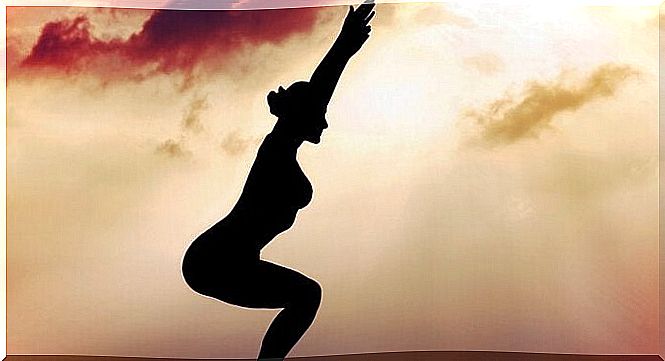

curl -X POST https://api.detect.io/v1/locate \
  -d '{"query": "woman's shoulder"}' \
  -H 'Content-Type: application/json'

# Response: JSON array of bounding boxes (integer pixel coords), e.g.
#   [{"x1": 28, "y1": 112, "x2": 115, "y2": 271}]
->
[
  {"x1": 256, "y1": 133, "x2": 277, "y2": 156},
  {"x1": 259, "y1": 132, "x2": 277, "y2": 148}
]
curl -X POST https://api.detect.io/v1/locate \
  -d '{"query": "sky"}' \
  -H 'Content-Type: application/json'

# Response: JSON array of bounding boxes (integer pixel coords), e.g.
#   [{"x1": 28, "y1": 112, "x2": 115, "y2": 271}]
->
[{"x1": 6, "y1": 2, "x2": 660, "y2": 358}]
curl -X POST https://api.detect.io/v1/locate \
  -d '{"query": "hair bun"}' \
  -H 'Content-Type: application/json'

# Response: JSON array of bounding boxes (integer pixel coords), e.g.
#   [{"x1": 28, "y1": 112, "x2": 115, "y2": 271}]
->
[
  {"x1": 267, "y1": 90, "x2": 284, "y2": 117},
  {"x1": 267, "y1": 82, "x2": 310, "y2": 118}
]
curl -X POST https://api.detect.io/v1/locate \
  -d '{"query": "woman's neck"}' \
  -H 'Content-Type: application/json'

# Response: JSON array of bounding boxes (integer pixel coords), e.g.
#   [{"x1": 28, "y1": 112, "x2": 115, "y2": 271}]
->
[{"x1": 271, "y1": 119, "x2": 304, "y2": 151}]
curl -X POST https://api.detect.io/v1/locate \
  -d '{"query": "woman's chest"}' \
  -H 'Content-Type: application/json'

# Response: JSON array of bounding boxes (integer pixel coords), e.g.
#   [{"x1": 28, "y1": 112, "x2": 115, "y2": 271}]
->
[
  {"x1": 273, "y1": 161, "x2": 312, "y2": 208},
  {"x1": 246, "y1": 157, "x2": 312, "y2": 210}
]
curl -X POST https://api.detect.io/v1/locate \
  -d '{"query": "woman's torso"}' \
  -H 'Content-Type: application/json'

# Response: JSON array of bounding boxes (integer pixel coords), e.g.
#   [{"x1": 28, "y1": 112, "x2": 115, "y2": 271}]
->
[{"x1": 184, "y1": 132, "x2": 313, "y2": 265}]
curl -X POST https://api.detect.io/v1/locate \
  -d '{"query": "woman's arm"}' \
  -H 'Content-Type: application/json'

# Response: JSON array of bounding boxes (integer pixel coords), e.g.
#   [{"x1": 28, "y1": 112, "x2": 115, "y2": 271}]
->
[{"x1": 310, "y1": 1, "x2": 375, "y2": 107}]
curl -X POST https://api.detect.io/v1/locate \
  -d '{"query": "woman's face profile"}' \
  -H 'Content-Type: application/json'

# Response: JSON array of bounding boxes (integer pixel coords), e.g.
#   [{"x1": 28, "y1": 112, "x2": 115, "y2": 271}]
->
[
  {"x1": 297, "y1": 104, "x2": 328, "y2": 144},
  {"x1": 274, "y1": 85, "x2": 329, "y2": 144},
  {"x1": 268, "y1": 81, "x2": 328, "y2": 144}
]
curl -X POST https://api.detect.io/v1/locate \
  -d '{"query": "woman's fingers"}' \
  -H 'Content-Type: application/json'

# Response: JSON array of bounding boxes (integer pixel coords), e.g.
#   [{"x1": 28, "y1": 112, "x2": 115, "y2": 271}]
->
[
  {"x1": 364, "y1": 10, "x2": 375, "y2": 25},
  {"x1": 346, "y1": 5, "x2": 355, "y2": 18},
  {"x1": 343, "y1": 1, "x2": 374, "y2": 39},
  {"x1": 355, "y1": 2, "x2": 375, "y2": 20}
]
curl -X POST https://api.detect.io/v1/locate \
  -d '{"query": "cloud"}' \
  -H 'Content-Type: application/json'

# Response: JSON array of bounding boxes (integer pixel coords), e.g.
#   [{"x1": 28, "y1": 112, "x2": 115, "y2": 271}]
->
[
  {"x1": 466, "y1": 63, "x2": 639, "y2": 146},
  {"x1": 155, "y1": 94, "x2": 208, "y2": 157},
  {"x1": 413, "y1": 3, "x2": 474, "y2": 28},
  {"x1": 6, "y1": 36, "x2": 27, "y2": 73},
  {"x1": 20, "y1": 16, "x2": 109, "y2": 71},
  {"x1": 155, "y1": 93, "x2": 263, "y2": 159},
  {"x1": 463, "y1": 53, "x2": 504, "y2": 75},
  {"x1": 155, "y1": 138, "x2": 191, "y2": 158},
  {"x1": 181, "y1": 94, "x2": 208, "y2": 132},
  {"x1": 18, "y1": 7, "x2": 323, "y2": 89},
  {"x1": 220, "y1": 131, "x2": 260, "y2": 156},
  {"x1": 370, "y1": 3, "x2": 473, "y2": 29},
  {"x1": 528, "y1": 151, "x2": 657, "y2": 201}
]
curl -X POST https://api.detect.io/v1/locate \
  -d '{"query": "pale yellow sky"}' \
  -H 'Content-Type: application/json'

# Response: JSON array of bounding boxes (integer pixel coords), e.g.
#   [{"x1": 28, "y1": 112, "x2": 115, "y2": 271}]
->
[{"x1": 6, "y1": 3, "x2": 660, "y2": 358}]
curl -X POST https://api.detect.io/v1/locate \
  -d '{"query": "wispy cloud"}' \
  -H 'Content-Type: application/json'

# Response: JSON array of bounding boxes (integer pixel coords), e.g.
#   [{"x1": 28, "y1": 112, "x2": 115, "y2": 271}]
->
[
  {"x1": 412, "y1": 3, "x2": 474, "y2": 28},
  {"x1": 181, "y1": 94, "x2": 208, "y2": 133},
  {"x1": 463, "y1": 53, "x2": 504, "y2": 75},
  {"x1": 466, "y1": 63, "x2": 639, "y2": 146},
  {"x1": 155, "y1": 138, "x2": 191, "y2": 158},
  {"x1": 155, "y1": 94, "x2": 209, "y2": 157},
  {"x1": 220, "y1": 131, "x2": 261, "y2": 156}
]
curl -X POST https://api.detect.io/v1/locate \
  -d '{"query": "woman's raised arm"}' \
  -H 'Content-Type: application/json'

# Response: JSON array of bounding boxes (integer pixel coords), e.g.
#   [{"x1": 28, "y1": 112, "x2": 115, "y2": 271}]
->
[{"x1": 309, "y1": 1, "x2": 375, "y2": 107}]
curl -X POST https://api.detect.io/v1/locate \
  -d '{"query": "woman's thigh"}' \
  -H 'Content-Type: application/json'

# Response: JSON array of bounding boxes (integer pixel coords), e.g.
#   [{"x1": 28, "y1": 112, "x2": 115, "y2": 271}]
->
[{"x1": 206, "y1": 260, "x2": 319, "y2": 310}]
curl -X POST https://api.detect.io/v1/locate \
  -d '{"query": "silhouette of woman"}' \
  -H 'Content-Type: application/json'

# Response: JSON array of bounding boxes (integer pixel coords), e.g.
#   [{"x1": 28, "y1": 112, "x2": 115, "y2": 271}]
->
[{"x1": 181, "y1": 3, "x2": 375, "y2": 360}]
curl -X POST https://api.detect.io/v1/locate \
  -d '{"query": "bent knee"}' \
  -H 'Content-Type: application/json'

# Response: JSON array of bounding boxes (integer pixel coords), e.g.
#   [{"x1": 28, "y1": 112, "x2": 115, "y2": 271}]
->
[
  {"x1": 309, "y1": 279, "x2": 322, "y2": 302},
  {"x1": 294, "y1": 278, "x2": 321, "y2": 307}
]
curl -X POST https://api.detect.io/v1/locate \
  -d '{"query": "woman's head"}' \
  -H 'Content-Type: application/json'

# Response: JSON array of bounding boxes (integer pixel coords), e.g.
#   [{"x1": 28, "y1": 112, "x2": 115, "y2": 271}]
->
[{"x1": 267, "y1": 81, "x2": 328, "y2": 144}]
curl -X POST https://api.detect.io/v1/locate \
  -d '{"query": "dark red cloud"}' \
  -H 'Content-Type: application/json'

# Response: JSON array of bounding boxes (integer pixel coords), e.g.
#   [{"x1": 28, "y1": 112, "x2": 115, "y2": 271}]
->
[
  {"x1": 19, "y1": 7, "x2": 323, "y2": 85},
  {"x1": 21, "y1": 15, "x2": 123, "y2": 72}
]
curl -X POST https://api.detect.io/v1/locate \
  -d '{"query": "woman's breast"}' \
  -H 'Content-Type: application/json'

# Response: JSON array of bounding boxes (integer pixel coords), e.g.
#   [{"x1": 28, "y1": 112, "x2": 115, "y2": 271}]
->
[
  {"x1": 281, "y1": 164, "x2": 313, "y2": 209},
  {"x1": 295, "y1": 178, "x2": 313, "y2": 209}
]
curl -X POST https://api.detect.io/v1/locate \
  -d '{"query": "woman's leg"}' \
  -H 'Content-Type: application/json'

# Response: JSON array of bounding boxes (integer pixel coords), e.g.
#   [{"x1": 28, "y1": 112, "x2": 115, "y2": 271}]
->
[{"x1": 205, "y1": 260, "x2": 322, "y2": 361}]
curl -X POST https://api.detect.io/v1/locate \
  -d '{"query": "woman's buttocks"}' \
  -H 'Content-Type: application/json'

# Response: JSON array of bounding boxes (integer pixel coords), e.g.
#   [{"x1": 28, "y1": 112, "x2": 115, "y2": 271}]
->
[
  {"x1": 184, "y1": 227, "x2": 258, "y2": 267},
  {"x1": 182, "y1": 223, "x2": 259, "y2": 292}
]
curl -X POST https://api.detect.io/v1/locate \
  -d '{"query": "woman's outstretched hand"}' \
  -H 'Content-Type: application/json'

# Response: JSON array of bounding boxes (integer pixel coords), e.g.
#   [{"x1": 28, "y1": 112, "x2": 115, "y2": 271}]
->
[
  {"x1": 308, "y1": 1, "x2": 375, "y2": 106},
  {"x1": 337, "y1": 1, "x2": 376, "y2": 57}
]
